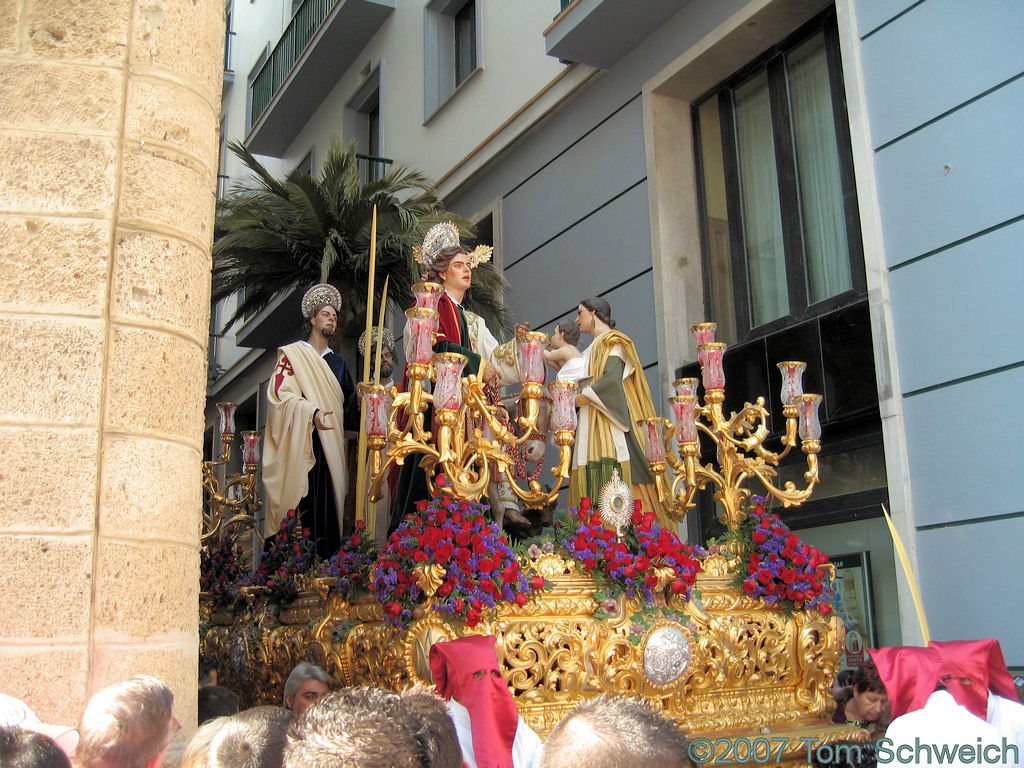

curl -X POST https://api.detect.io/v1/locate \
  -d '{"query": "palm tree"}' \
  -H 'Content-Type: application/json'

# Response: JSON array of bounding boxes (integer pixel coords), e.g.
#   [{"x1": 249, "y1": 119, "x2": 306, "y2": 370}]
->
[{"x1": 212, "y1": 137, "x2": 509, "y2": 339}]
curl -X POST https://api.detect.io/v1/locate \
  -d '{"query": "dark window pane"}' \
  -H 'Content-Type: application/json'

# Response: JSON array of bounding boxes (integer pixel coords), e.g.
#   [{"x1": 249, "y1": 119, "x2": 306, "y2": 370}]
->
[
  {"x1": 788, "y1": 34, "x2": 852, "y2": 303},
  {"x1": 696, "y1": 97, "x2": 737, "y2": 343},
  {"x1": 733, "y1": 72, "x2": 788, "y2": 326},
  {"x1": 455, "y1": 1, "x2": 476, "y2": 86}
]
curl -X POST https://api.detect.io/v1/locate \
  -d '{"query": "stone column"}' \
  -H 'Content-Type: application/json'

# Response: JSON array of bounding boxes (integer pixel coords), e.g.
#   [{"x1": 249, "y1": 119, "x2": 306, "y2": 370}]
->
[{"x1": 0, "y1": 0, "x2": 224, "y2": 730}]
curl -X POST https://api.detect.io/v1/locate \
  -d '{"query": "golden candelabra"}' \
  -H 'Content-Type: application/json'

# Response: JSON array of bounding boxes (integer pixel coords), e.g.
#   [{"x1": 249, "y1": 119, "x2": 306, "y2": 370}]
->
[
  {"x1": 201, "y1": 401, "x2": 262, "y2": 543},
  {"x1": 364, "y1": 282, "x2": 579, "y2": 508},
  {"x1": 640, "y1": 323, "x2": 822, "y2": 549}
]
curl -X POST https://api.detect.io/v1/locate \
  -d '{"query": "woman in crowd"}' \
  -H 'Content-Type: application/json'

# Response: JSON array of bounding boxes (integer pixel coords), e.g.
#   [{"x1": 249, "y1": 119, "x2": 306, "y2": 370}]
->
[{"x1": 832, "y1": 659, "x2": 890, "y2": 739}]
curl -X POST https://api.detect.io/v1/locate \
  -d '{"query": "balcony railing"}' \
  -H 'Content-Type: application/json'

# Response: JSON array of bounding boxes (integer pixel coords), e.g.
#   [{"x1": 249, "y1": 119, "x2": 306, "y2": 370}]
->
[
  {"x1": 250, "y1": 0, "x2": 337, "y2": 128},
  {"x1": 356, "y1": 153, "x2": 393, "y2": 184}
]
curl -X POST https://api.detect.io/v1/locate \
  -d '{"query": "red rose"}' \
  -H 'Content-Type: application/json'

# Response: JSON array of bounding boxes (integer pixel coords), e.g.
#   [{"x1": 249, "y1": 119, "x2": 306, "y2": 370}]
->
[
  {"x1": 530, "y1": 576, "x2": 545, "y2": 590},
  {"x1": 759, "y1": 517, "x2": 770, "y2": 529},
  {"x1": 579, "y1": 497, "x2": 592, "y2": 513},
  {"x1": 466, "y1": 608, "x2": 481, "y2": 627},
  {"x1": 385, "y1": 601, "x2": 402, "y2": 617},
  {"x1": 412, "y1": 550, "x2": 428, "y2": 562},
  {"x1": 356, "y1": 519, "x2": 366, "y2": 531},
  {"x1": 582, "y1": 557, "x2": 598, "y2": 570},
  {"x1": 480, "y1": 580, "x2": 495, "y2": 593},
  {"x1": 752, "y1": 530, "x2": 767, "y2": 544},
  {"x1": 287, "y1": 509, "x2": 296, "y2": 519},
  {"x1": 454, "y1": 598, "x2": 464, "y2": 612},
  {"x1": 742, "y1": 580, "x2": 757, "y2": 595},
  {"x1": 515, "y1": 592, "x2": 528, "y2": 607},
  {"x1": 818, "y1": 603, "x2": 832, "y2": 616},
  {"x1": 438, "y1": 582, "x2": 453, "y2": 597},
  {"x1": 350, "y1": 534, "x2": 362, "y2": 546},
  {"x1": 635, "y1": 556, "x2": 651, "y2": 572},
  {"x1": 623, "y1": 566, "x2": 636, "y2": 580},
  {"x1": 757, "y1": 568, "x2": 773, "y2": 585},
  {"x1": 670, "y1": 579, "x2": 687, "y2": 595},
  {"x1": 302, "y1": 528, "x2": 311, "y2": 538}
]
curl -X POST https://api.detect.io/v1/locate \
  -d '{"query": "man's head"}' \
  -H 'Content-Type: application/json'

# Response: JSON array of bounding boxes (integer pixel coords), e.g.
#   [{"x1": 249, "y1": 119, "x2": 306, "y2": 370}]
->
[
  {"x1": 199, "y1": 655, "x2": 218, "y2": 687},
  {"x1": 426, "y1": 248, "x2": 472, "y2": 300},
  {"x1": 283, "y1": 687, "x2": 425, "y2": 768},
  {"x1": 76, "y1": 675, "x2": 177, "y2": 768},
  {"x1": 541, "y1": 695, "x2": 690, "y2": 768},
  {"x1": 399, "y1": 687, "x2": 462, "y2": 768},
  {"x1": 358, "y1": 327, "x2": 396, "y2": 382},
  {"x1": 198, "y1": 685, "x2": 239, "y2": 725},
  {"x1": 300, "y1": 284, "x2": 342, "y2": 340},
  {"x1": 207, "y1": 706, "x2": 292, "y2": 768},
  {"x1": 0, "y1": 726, "x2": 70, "y2": 768},
  {"x1": 282, "y1": 664, "x2": 331, "y2": 718}
]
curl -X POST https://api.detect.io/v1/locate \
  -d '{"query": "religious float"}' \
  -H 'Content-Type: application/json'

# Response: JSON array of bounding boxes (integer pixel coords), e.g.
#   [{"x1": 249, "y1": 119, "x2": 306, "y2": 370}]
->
[{"x1": 201, "y1": 303, "x2": 866, "y2": 765}]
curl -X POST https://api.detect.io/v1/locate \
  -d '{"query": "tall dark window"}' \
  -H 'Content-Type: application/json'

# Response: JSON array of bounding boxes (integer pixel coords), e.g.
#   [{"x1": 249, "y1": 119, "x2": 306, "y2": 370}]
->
[
  {"x1": 454, "y1": 1, "x2": 477, "y2": 87},
  {"x1": 688, "y1": 11, "x2": 885, "y2": 537},
  {"x1": 694, "y1": 12, "x2": 864, "y2": 344}
]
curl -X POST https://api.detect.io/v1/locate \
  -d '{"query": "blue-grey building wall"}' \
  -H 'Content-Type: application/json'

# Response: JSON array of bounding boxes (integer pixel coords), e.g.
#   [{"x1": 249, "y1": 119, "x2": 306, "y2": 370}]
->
[{"x1": 854, "y1": 0, "x2": 1024, "y2": 660}]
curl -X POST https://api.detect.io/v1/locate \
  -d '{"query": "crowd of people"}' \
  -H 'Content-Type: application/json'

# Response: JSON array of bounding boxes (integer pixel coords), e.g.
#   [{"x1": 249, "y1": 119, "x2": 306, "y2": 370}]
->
[{"x1": 2, "y1": 635, "x2": 1022, "y2": 768}]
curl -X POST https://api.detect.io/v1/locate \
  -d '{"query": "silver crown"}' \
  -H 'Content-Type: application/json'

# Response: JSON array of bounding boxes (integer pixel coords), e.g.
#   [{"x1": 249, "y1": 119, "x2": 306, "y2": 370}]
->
[
  {"x1": 301, "y1": 283, "x2": 342, "y2": 319},
  {"x1": 358, "y1": 326, "x2": 394, "y2": 356}
]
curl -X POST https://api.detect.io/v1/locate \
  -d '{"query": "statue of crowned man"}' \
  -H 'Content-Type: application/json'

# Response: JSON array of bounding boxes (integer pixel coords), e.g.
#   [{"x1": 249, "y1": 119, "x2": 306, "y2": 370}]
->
[
  {"x1": 389, "y1": 222, "x2": 528, "y2": 532},
  {"x1": 262, "y1": 283, "x2": 358, "y2": 559}
]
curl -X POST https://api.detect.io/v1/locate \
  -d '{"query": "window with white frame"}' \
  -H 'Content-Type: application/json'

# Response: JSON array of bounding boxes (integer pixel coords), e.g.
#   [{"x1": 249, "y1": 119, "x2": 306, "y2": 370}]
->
[{"x1": 424, "y1": 0, "x2": 481, "y2": 119}]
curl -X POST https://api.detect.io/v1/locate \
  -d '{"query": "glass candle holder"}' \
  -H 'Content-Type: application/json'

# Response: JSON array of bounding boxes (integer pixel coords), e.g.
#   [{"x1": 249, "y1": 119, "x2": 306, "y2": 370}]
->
[
  {"x1": 217, "y1": 401, "x2": 237, "y2": 437},
  {"x1": 359, "y1": 383, "x2": 391, "y2": 437},
  {"x1": 433, "y1": 352, "x2": 467, "y2": 410},
  {"x1": 548, "y1": 380, "x2": 579, "y2": 432},
  {"x1": 405, "y1": 307, "x2": 439, "y2": 366},
  {"x1": 240, "y1": 431, "x2": 261, "y2": 465},
  {"x1": 669, "y1": 395, "x2": 698, "y2": 443},
  {"x1": 640, "y1": 418, "x2": 666, "y2": 463},
  {"x1": 794, "y1": 393, "x2": 823, "y2": 440},
  {"x1": 777, "y1": 361, "x2": 807, "y2": 405},
  {"x1": 699, "y1": 342, "x2": 726, "y2": 390},
  {"x1": 690, "y1": 322, "x2": 717, "y2": 347},
  {"x1": 412, "y1": 281, "x2": 443, "y2": 312},
  {"x1": 672, "y1": 377, "x2": 698, "y2": 397},
  {"x1": 517, "y1": 330, "x2": 548, "y2": 385}
]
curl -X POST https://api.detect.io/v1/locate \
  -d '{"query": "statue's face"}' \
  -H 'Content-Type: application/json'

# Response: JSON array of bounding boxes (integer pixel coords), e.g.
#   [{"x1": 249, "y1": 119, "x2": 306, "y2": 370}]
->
[
  {"x1": 441, "y1": 253, "x2": 472, "y2": 294},
  {"x1": 576, "y1": 304, "x2": 595, "y2": 334},
  {"x1": 312, "y1": 305, "x2": 337, "y2": 338}
]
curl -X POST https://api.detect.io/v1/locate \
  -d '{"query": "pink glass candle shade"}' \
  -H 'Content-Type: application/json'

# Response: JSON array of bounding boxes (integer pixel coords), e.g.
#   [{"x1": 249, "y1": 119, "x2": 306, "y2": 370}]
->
[
  {"x1": 690, "y1": 322, "x2": 717, "y2": 346},
  {"x1": 548, "y1": 380, "x2": 578, "y2": 432},
  {"x1": 794, "y1": 394, "x2": 823, "y2": 440},
  {"x1": 517, "y1": 330, "x2": 548, "y2": 385},
  {"x1": 641, "y1": 419, "x2": 666, "y2": 463},
  {"x1": 669, "y1": 395, "x2": 698, "y2": 443},
  {"x1": 672, "y1": 378, "x2": 698, "y2": 397},
  {"x1": 699, "y1": 343, "x2": 726, "y2": 390},
  {"x1": 405, "y1": 307, "x2": 439, "y2": 366},
  {"x1": 360, "y1": 385, "x2": 391, "y2": 437},
  {"x1": 217, "y1": 401, "x2": 237, "y2": 437},
  {"x1": 777, "y1": 361, "x2": 807, "y2": 405},
  {"x1": 433, "y1": 353, "x2": 467, "y2": 410},
  {"x1": 412, "y1": 281, "x2": 443, "y2": 312},
  {"x1": 240, "y1": 431, "x2": 261, "y2": 465}
]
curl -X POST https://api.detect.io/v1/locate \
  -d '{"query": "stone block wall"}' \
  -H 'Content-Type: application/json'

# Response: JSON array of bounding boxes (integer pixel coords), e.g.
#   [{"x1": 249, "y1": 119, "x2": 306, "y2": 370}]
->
[{"x1": 0, "y1": 0, "x2": 224, "y2": 733}]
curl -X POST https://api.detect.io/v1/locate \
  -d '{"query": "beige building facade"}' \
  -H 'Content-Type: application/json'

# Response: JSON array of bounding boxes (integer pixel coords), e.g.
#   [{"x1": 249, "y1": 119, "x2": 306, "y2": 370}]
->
[{"x1": 0, "y1": 0, "x2": 224, "y2": 731}]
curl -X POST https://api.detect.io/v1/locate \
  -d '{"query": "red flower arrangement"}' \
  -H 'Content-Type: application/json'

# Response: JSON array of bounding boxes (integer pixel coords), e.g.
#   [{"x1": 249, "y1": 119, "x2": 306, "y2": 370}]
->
[
  {"x1": 240, "y1": 509, "x2": 317, "y2": 602},
  {"x1": 319, "y1": 519, "x2": 377, "y2": 598},
  {"x1": 372, "y1": 479, "x2": 546, "y2": 629},
  {"x1": 559, "y1": 498, "x2": 702, "y2": 605},
  {"x1": 735, "y1": 501, "x2": 834, "y2": 616}
]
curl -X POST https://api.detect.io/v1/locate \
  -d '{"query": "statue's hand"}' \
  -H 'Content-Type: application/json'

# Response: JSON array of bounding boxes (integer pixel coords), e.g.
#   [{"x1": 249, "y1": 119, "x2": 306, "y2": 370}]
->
[{"x1": 314, "y1": 410, "x2": 334, "y2": 430}]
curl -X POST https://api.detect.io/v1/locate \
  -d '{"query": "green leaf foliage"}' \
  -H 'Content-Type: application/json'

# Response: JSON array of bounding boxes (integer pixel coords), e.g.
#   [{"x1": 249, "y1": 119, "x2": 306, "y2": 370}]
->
[{"x1": 212, "y1": 137, "x2": 509, "y2": 336}]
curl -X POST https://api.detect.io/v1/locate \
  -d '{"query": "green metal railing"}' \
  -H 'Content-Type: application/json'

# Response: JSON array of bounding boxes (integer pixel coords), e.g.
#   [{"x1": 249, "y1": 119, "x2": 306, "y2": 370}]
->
[{"x1": 250, "y1": 0, "x2": 337, "y2": 127}]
